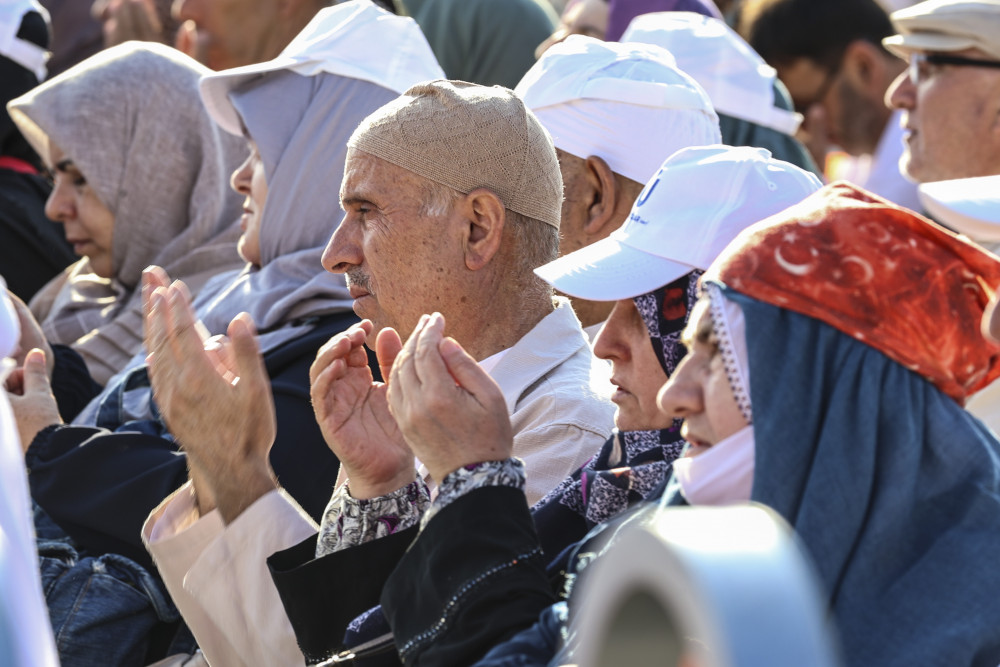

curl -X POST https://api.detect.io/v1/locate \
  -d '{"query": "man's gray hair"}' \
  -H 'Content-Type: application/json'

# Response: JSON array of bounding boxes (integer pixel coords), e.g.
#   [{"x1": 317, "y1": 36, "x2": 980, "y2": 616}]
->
[{"x1": 419, "y1": 179, "x2": 559, "y2": 278}]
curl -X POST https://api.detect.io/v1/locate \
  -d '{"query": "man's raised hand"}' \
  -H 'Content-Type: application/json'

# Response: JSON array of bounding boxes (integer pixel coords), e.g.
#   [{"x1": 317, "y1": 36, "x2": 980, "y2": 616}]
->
[
  {"x1": 310, "y1": 320, "x2": 414, "y2": 498},
  {"x1": 144, "y1": 267, "x2": 277, "y2": 522}
]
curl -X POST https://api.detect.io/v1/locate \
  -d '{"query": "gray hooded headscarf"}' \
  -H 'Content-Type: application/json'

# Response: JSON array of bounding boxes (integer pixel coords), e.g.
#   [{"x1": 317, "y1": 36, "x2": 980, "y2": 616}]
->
[
  {"x1": 190, "y1": 69, "x2": 400, "y2": 354},
  {"x1": 8, "y1": 41, "x2": 247, "y2": 384}
]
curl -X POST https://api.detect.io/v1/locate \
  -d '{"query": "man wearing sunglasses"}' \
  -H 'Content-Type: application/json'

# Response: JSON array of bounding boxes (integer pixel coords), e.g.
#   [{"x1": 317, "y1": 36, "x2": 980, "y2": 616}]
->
[
  {"x1": 885, "y1": 0, "x2": 1000, "y2": 184},
  {"x1": 739, "y1": 0, "x2": 916, "y2": 209}
]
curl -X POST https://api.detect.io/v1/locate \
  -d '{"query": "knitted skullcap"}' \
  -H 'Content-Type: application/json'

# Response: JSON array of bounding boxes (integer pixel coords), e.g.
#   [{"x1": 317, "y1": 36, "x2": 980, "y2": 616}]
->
[{"x1": 348, "y1": 79, "x2": 563, "y2": 229}]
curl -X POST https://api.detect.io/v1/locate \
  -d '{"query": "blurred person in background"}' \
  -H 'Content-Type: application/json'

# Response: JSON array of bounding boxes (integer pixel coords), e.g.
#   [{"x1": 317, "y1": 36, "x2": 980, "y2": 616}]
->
[
  {"x1": 884, "y1": 0, "x2": 1000, "y2": 184},
  {"x1": 536, "y1": 0, "x2": 719, "y2": 56},
  {"x1": 397, "y1": 0, "x2": 556, "y2": 87},
  {"x1": 38, "y1": 0, "x2": 102, "y2": 75},
  {"x1": 91, "y1": 0, "x2": 180, "y2": 49},
  {"x1": 739, "y1": 0, "x2": 917, "y2": 209},
  {"x1": 0, "y1": 0, "x2": 75, "y2": 303},
  {"x1": 622, "y1": 11, "x2": 819, "y2": 175},
  {"x1": 171, "y1": 0, "x2": 331, "y2": 69}
]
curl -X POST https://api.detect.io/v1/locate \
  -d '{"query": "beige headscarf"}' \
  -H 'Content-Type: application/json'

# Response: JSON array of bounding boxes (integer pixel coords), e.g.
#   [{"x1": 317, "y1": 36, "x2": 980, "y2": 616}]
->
[{"x1": 8, "y1": 41, "x2": 246, "y2": 384}]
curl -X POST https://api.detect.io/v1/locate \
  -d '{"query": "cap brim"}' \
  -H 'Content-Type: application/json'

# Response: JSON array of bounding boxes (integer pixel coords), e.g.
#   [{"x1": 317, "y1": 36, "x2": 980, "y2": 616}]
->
[
  {"x1": 199, "y1": 55, "x2": 300, "y2": 136},
  {"x1": 534, "y1": 236, "x2": 696, "y2": 301},
  {"x1": 919, "y1": 175, "x2": 1000, "y2": 242},
  {"x1": 883, "y1": 33, "x2": 978, "y2": 59}
]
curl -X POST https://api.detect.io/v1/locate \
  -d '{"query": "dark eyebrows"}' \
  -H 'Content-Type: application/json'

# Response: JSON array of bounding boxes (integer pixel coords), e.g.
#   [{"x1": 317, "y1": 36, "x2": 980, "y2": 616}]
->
[{"x1": 54, "y1": 158, "x2": 76, "y2": 173}]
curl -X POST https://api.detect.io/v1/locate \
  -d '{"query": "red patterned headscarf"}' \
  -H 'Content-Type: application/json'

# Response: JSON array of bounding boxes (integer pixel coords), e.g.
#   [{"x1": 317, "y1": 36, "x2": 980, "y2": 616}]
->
[{"x1": 704, "y1": 181, "x2": 1000, "y2": 404}]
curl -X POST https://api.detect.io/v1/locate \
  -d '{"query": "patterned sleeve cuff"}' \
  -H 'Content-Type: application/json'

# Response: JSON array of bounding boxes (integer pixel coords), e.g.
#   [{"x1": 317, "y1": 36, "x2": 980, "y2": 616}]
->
[
  {"x1": 315, "y1": 478, "x2": 431, "y2": 557},
  {"x1": 420, "y1": 458, "x2": 526, "y2": 531}
]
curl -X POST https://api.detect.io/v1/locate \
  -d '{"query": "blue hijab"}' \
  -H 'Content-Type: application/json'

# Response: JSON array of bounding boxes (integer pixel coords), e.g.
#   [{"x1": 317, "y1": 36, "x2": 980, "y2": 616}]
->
[{"x1": 727, "y1": 285, "x2": 1000, "y2": 666}]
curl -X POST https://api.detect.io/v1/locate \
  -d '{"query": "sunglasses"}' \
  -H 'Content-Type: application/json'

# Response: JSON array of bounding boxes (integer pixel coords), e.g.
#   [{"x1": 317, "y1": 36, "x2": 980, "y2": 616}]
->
[{"x1": 908, "y1": 52, "x2": 1000, "y2": 85}]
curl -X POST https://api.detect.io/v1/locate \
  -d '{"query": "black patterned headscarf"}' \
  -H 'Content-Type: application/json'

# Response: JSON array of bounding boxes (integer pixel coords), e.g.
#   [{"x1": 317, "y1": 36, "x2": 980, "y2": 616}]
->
[{"x1": 531, "y1": 270, "x2": 701, "y2": 562}]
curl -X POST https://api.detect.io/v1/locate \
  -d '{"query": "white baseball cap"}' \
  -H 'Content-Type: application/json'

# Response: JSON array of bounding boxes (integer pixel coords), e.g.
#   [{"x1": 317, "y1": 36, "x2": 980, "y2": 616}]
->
[
  {"x1": 0, "y1": 0, "x2": 48, "y2": 81},
  {"x1": 919, "y1": 175, "x2": 1000, "y2": 241},
  {"x1": 199, "y1": 0, "x2": 445, "y2": 135},
  {"x1": 515, "y1": 34, "x2": 720, "y2": 185},
  {"x1": 621, "y1": 12, "x2": 803, "y2": 136},
  {"x1": 535, "y1": 145, "x2": 823, "y2": 301}
]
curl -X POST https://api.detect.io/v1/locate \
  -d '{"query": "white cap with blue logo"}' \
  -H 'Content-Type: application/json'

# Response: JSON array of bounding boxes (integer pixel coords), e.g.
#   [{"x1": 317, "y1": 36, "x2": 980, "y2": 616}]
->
[{"x1": 534, "y1": 144, "x2": 823, "y2": 301}]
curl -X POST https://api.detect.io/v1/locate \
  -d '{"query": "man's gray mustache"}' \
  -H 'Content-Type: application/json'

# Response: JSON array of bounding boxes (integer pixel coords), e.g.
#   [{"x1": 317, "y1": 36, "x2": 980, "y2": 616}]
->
[{"x1": 345, "y1": 269, "x2": 374, "y2": 295}]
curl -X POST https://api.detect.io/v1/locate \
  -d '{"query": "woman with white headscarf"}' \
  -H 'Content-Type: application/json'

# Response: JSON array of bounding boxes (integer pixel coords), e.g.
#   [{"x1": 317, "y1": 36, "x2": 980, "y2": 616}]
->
[{"x1": 8, "y1": 41, "x2": 248, "y2": 386}]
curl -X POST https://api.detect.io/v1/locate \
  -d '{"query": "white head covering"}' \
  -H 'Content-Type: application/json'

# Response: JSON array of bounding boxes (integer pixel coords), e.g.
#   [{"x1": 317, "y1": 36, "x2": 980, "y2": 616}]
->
[
  {"x1": 515, "y1": 34, "x2": 720, "y2": 185},
  {"x1": 918, "y1": 174, "x2": 1000, "y2": 242},
  {"x1": 535, "y1": 145, "x2": 822, "y2": 301},
  {"x1": 199, "y1": 0, "x2": 444, "y2": 136},
  {"x1": 0, "y1": 0, "x2": 47, "y2": 80},
  {"x1": 8, "y1": 42, "x2": 248, "y2": 384},
  {"x1": 622, "y1": 12, "x2": 803, "y2": 136}
]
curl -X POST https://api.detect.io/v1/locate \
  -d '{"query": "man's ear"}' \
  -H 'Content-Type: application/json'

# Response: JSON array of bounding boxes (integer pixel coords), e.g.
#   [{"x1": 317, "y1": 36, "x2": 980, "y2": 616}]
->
[
  {"x1": 460, "y1": 188, "x2": 506, "y2": 271},
  {"x1": 583, "y1": 155, "x2": 625, "y2": 236}
]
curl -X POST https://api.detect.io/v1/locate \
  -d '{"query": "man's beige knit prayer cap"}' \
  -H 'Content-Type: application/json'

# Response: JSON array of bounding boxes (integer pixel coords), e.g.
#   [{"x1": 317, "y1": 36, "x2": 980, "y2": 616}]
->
[{"x1": 348, "y1": 79, "x2": 563, "y2": 229}]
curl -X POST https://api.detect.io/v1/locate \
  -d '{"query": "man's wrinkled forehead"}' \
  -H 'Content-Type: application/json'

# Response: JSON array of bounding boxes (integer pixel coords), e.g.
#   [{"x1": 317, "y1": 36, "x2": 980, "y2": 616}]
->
[{"x1": 339, "y1": 147, "x2": 427, "y2": 210}]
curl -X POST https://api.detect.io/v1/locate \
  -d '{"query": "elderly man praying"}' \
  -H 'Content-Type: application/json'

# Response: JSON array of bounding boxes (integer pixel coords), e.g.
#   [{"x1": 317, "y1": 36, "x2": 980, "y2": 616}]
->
[{"x1": 140, "y1": 79, "x2": 614, "y2": 667}]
